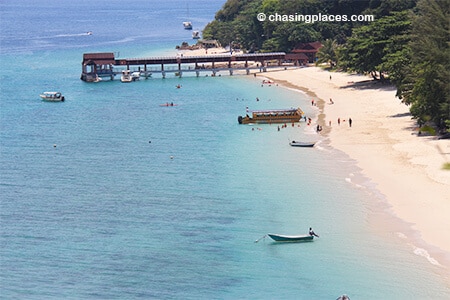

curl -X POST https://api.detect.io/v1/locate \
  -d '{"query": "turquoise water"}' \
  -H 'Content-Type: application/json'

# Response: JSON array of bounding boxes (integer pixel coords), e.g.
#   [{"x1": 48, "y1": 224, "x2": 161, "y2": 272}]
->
[{"x1": 1, "y1": 1, "x2": 449, "y2": 299}]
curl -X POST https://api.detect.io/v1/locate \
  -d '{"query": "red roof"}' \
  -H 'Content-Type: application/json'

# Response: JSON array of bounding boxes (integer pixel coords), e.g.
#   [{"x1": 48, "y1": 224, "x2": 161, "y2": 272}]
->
[
  {"x1": 285, "y1": 53, "x2": 309, "y2": 60},
  {"x1": 82, "y1": 53, "x2": 115, "y2": 65},
  {"x1": 292, "y1": 42, "x2": 323, "y2": 53}
]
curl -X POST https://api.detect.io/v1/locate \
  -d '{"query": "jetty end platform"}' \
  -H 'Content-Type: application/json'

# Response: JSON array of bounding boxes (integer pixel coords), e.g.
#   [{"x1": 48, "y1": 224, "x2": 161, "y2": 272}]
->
[{"x1": 80, "y1": 52, "x2": 304, "y2": 82}]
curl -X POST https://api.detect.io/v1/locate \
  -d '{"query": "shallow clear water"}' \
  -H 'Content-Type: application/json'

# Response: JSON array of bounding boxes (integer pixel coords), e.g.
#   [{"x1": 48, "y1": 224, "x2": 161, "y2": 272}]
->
[{"x1": 1, "y1": 0, "x2": 449, "y2": 299}]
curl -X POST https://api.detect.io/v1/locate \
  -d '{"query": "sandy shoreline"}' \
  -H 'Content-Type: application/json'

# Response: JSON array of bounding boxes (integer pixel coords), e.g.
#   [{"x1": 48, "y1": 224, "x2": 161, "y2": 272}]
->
[{"x1": 261, "y1": 67, "x2": 450, "y2": 273}]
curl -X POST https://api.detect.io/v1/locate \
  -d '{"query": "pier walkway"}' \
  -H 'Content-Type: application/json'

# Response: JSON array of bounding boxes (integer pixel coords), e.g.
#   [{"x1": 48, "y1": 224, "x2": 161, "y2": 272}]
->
[{"x1": 81, "y1": 52, "x2": 300, "y2": 81}]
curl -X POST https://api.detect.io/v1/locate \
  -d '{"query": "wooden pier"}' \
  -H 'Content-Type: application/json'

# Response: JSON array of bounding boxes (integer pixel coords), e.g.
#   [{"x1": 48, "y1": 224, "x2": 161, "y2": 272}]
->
[{"x1": 81, "y1": 52, "x2": 301, "y2": 82}]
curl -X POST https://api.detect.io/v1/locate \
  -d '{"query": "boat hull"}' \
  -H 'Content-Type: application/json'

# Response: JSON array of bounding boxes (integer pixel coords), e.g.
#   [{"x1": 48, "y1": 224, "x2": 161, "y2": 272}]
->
[
  {"x1": 267, "y1": 234, "x2": 314, "y2": 242},
  {"x1": 289, "y1": 142, "x2": 315, "y2": 147},
  {"x1": 40, "y1": 92, "x2": 64, "y2": 102}
]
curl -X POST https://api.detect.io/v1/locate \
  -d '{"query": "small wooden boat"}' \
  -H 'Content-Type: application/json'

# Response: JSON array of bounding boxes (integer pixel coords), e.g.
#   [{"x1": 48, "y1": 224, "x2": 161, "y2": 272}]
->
[
  {"x1": 39, "y1": 91, "x2": 64, "y2": 102},
  {"x1": 267, "y1": 233, "x2": 314, "y2": 242},
  {"x1": 159, "y1": 103, "x2": 177, "y2": 107},
  {"x1": 289, "y1": 141, "x2": 315, "y2": 147}
]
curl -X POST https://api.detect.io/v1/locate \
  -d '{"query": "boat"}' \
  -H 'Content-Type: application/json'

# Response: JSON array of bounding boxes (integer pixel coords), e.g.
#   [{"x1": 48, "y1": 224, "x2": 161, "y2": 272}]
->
[
  {"x1": 238, "y1": 108, "x2": 303, "y2": 124},
  {"x1": 183, "y1": 4, "x2": 192, "y2": 30},
  {"x1": 267, "y1": 233, "x2": 314, "y2": 242},
  {"x1": 183, "y1": 21, "x2": 193, "y2": 30},
  {"x1": 39, "y1": 91, "x2": 65, "y2": 102},
  {"x1": 192, "y1": 30, "x2": 200, "y2": 39},
  {"x1": 159, "y1": 103, "x2": 177, "y2": 107},
  {"x1": 120, "y1": 70, "x2": 132, "y2": 83},
  {"x1": 93, "y1": 75, "x2": 102, "y2": 82},
  {"x1": 131, "y1": 71, "x2": 140, "y2": 81},
  {"x1": 289, "y1": 141, "x2": 315, "y2": 147}
]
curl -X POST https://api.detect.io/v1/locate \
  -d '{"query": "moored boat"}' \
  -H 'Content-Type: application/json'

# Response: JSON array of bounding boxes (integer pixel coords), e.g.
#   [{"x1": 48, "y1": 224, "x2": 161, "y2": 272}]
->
[
  {"x1": 131, "y1": 71, "x2": 140, "y2": 81},
  {"x1": 267, "y1": 233, "x2": 314, "y2": 242},
  {"x1": 39, "y1": 91, "x2": 65, "y2": 102},
  {"x1": 238, "y1": 108, "x2": 303, "y2": 124},
  {"x1": 121, "y1": 70, "x2": 132, "y2": 83},
  {"x1": 183, "y1": 21, "x2": 193, "y2": 30},
  {"x1": 289, "y1": 141, "x2": 315, "y2": 147},
  {"x1": 192, "y1": 30, "x2": 200, "y2": 39}
]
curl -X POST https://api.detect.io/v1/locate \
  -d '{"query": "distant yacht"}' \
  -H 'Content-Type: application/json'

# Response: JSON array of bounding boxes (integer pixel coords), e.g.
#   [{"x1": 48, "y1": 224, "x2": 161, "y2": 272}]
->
[
  {"x1": 192, "y1": 30, "x2": 200, "y2": 39},
  {"x1": 183, "y1": 21, "x2": 193, "y2": 30},
  {"x1": 183, "y1": 4, "x2": 192, "y2": 30}
]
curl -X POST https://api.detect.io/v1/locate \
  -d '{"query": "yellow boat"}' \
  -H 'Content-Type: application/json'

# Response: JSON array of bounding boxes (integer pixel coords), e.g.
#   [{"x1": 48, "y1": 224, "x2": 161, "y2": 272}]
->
[{"x1": 238, "y1": 108, "x2": 303, "y2": 124}]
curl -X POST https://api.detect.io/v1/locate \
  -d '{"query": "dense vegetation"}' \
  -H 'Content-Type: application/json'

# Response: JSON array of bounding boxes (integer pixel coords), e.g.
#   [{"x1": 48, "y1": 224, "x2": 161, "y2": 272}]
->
[{"x1": 203, "y1": 0, "x2": 449, "y2": 133}]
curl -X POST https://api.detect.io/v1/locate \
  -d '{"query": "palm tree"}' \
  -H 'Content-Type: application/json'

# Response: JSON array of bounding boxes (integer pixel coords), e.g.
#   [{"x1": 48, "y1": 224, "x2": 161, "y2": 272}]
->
[{"x1": 316, "y1": 39, "x2": 338, "y2": 68}]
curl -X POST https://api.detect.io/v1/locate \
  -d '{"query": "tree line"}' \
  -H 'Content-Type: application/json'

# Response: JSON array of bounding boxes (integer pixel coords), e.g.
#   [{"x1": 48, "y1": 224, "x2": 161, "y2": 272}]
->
[{"x1": 203, "y1": 0, "x2": 449, "y2": 133}]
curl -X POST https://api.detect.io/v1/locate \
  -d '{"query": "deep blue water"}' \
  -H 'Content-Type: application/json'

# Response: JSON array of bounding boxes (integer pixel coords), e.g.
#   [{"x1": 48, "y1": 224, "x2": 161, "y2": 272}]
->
[{"x1": 1, "y1": 1, "x2": 449, "y2": 299}]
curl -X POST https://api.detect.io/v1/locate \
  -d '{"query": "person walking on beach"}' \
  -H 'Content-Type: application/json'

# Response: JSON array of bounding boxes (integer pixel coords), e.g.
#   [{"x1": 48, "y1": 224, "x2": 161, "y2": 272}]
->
[
  {"x1": 349, "y1": 118, "x2": 352, "y2": 127},
  {"x1": 309, "y1": 227, "x2": 319, "y2": 237}
]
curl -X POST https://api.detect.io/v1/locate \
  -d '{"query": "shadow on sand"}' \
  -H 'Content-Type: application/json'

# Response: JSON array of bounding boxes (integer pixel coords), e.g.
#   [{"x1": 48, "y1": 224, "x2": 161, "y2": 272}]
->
[{"x1": 340, "y1": 79, "x2": 396, "y2": 92}]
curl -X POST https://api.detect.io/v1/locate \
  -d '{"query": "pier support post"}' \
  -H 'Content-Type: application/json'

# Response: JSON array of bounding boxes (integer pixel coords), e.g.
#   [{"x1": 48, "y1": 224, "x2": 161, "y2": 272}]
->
[
  {"x1": 162, "y1": 71, "x2": 166, "y2": 79},
  {"x1": 229, "y1": 69, "x2": 233, "y2": 76},
  {"x1": 246, "y1": 69, "x2": 250, "y2": 75},
  {"x1": 196, "y1": 71, "x2": 200, "y2": 77}
]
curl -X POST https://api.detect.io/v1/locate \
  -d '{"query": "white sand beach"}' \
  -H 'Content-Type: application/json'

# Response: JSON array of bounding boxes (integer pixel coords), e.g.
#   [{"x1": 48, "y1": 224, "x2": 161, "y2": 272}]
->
[{"x1": 261, "y1": 67, "x2": 450, "y2": 271}]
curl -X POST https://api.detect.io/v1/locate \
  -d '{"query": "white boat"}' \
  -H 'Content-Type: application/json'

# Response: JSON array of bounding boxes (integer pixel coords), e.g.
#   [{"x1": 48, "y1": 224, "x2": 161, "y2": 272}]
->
[
  {"x1": 131, "y1": 71, "x2": 140, "y2": 81},
  {"x1": 183, "y1": 4, "x2": 192, "y2": 30},
  {"x1": 39, "y1": 91, "x2": 65, "y2": 102},
  {"x1": 93, "y1": 74, "x2": 102, "y2": 82},
  {"x1": 192, "y1": 30, "x2": 200, "y2": 39},
  {"x1": 183, "y1": 21, "x2": 193, "y2": 30},
  {"x1": 121, "y1": 70, "x2": 132, "y2": 83}
]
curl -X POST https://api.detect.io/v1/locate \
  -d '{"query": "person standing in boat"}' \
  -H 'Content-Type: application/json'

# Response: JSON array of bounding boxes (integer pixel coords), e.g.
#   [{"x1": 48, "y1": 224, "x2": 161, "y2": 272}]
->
[{"x1": 309, "y1": 227, "x2": 319, "y2": 237}]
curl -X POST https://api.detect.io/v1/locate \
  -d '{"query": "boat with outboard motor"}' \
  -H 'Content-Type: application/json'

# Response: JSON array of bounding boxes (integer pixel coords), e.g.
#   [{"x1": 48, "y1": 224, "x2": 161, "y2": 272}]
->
[{"x1": 39, "y1": 91, "x2": 65, "y2": 102}]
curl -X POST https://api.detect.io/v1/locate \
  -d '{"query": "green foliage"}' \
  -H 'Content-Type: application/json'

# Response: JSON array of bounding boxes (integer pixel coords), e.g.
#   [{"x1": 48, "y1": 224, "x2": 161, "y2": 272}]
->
[
  {"x1": 399, "y1": 0, "x2": 450, "y2": 131},
  {"x1": 338, "y1": 11, "x2": 412, "y2": 79},
  {"x1": 316, "y1": 39, "x2": 338, "y2": 67}
]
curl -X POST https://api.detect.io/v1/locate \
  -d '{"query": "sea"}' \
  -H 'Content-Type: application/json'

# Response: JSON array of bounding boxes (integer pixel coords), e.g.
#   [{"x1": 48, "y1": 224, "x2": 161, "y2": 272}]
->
[{"x1": 1, "y1": 0, "x2": 449, "y2": 299}]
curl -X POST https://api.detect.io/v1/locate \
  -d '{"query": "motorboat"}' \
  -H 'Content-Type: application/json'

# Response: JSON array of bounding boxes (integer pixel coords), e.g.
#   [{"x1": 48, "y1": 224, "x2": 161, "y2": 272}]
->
[
  {"x1": 121, "y1": 70, "x2": 132, "y2": 83},
  {"x1": 192, "y1": 30, "x2": 200, "y2": 39},
  {"x1": 39, "y1": 91, "x2": 65, "y2": 102},
  {"x1": 131, "y1": 72, "x2": 140, "y2": 81},
  {"x1": 183, "y1": 21, "x2": 192, "y2": 30}
]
